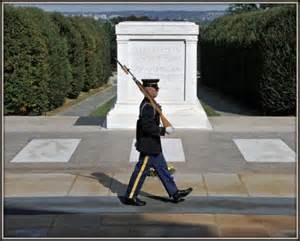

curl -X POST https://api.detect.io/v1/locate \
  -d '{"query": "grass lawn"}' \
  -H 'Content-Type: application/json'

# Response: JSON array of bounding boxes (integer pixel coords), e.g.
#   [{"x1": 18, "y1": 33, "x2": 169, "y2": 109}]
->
[
  {"x1": 201, "y1": 101, "x2": 221, "y2": 116},
  {"x1": 89, "y1": 96, "x2": 116, "y2": 117}
]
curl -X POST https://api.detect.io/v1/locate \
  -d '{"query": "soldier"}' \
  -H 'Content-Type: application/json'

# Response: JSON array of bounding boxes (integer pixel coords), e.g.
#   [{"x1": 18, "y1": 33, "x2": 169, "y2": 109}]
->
[{"x1": 124, "y1": 79, "x2": 192, "y2": 206}]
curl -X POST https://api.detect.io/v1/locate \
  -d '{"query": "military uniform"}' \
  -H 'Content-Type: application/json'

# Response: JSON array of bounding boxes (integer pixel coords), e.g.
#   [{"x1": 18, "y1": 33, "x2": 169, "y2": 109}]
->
[{"x1": 124, "y1": 79, "x2": 192, "y2": 206}]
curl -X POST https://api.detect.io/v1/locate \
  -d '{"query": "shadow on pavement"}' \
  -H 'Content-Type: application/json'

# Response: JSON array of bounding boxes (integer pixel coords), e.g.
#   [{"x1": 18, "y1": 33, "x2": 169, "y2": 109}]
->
[
  {"x1": 90, "y1": 172, "x2": 175, "y2": 204},
  {"x1": 74, "y1": 116, "x2": 106, "y2": 127},
  {"x1": 5, "y1": 212, "x2": 219, "y2": 237}
]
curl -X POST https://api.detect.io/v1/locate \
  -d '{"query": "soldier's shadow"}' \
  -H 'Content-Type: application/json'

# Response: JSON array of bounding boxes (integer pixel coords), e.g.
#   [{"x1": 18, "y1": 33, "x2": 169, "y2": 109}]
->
[{"x1": 90, "y1": 172, "x2": 176, "y2": 204}]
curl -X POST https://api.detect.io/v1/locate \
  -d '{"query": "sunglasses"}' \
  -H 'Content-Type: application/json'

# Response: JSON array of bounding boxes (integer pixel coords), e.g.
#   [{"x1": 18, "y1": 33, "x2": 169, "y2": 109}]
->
[{"x1": 148, "y1": 85, "x2": 159, "y2": 91}]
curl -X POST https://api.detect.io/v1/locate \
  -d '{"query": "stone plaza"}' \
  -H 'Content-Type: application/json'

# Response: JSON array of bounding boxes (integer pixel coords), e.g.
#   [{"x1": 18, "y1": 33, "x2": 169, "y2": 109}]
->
[{"x1": 4, "y1": 115, "x2": 296, "y2": 237}]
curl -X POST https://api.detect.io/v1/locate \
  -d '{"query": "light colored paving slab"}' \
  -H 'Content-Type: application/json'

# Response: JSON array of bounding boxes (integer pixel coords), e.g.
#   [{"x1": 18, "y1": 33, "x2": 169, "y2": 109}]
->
[
  {"x1": 129, "y1": 138, "x2": 185, "y2": 162},
  {"x1": 240, "y1": 173, "x2": 296, "y2": 197},
  {"x1": 10, "y1": 139, "x2": 81, "y2": 163},
  {"x1": 215, "y1": 214, "x2": 296, "y2": 237},
  {"x1": 102, "y1": 213, "x2": 216, "y2": 225},
  {"x1": 216, "y1": 214, "x2": 271, "y2": 237},
  {"x1": 68, "y1": 175, "x2": 110, "y2": 196},
  {"x1": 216, "y1": 214, "x2": 264, "y2": 226},
  {"x1": 110, "y1": 172, "x2": 207, "y2": 197},
  {"x1": 143, "y1": 213, "x2": 216, "y2": 226},
  {"x1": 175, "y1": 173, "x2": 207, "y2": 196},
  {"x1": 233, "y1": 138, "x2": 295, "y2": 163},
  {"x1": 251, "y1": 215, "x2": 296, "y2": 237},
  {"x1": 204, "y1": 173, "x2": 248, "y2": 196},
  {"x1": 4, "y1": 173, "x2": 75, "y2": 197},
  {"x1": 209, "y1": 116, "x2": 296, "y2": 132},
  {"x1": 218, "y1": 225, "x2": 270, "y2": 237},
  {"x1": 216, "y1": 215, "x2": 272, "y2": 237},
  {"x1": 130, "y1": 224, "x2": 219, "y2": 237}
]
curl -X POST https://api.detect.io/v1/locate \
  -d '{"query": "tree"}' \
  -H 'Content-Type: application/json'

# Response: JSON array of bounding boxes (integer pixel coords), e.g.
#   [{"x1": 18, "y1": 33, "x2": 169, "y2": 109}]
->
[
  {"x1": 227, "y1": 4, "x2": 258, "y2": 14},
  {"x1": 259, "y1": 4, "x2": 289, "y2": 10},
  {"x1": 103, "y1": 21, "x2": 116, "y2": 68}
]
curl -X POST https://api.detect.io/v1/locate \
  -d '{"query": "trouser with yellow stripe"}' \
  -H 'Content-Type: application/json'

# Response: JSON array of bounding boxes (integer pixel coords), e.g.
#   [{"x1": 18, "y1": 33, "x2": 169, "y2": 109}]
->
[{"x1": 126, "y1": 152, "x2": 178, "y2": 199}]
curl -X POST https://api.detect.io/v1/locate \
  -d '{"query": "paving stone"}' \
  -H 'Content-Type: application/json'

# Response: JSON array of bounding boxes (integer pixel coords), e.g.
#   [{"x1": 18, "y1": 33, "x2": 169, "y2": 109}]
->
[
  {"x1": 131, "y1": 224, "x2": 219, "y2": 237},
  {"x1": 175, "y1": 174, "x2": 207, "y2": 196},
  {"x1": 68, "y1": 175, "x2": 110, "y2": 196},
  {"x1": 143, "y1": 213, "x2": 216, "y2": 225},
  {"x1": 101, "y1": 213, "x2": 216, "y2": 226},
  {"x1": 272, "y1": 229, "x2": 297, "y2": 237},
  {"x1": 240, "y1": 173, "x2": 296, "y2": 197},
  {"x1": 102, "y1": 214, "x2": 147, "y2": 225},
  {"x1": 215, "y1": 214, "x2": 287, "y2": 237},
  {"x1": 48, "y1": 214, "x2": 102, "y2": 237},
  {"x1": 4, "y1": 215, "x2": 55, "y2": 237},
  {"x1": 5, "y1": 173, "x2": 75, "y2": 182},
  {"x1": 218, "y1": 225, "x2": 270, "y2": 237},
  {"x1": 96, "y1": 226, "x2": 135, "y2": 237},
  {"x1": 204, "y1": 173, "x2": 248, "y2": 196},
  {"x1": 215, "y1": 214, "x2": 264, "y2": 226},
  {"x1": 5, "y1": 173, "x2": 75, "y2": 197},
  {"x1": 5, "y1": 228, "x2": 49, "y2": 237},
  {"x1": 251, "y1": 215, "x2": 296, "y2": 237}
]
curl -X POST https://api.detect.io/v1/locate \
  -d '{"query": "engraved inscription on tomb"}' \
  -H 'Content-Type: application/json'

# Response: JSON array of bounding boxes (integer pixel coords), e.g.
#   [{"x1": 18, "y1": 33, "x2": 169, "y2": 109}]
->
[{"x1": 129, "y1": 41, "x2": 185, "y2": 102}]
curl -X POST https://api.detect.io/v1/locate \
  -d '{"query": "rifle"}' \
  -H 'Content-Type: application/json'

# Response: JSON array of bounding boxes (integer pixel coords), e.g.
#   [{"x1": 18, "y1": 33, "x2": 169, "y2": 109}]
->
[{"x1": 115, "y1": 58, "x2": 173, "y2": 129}]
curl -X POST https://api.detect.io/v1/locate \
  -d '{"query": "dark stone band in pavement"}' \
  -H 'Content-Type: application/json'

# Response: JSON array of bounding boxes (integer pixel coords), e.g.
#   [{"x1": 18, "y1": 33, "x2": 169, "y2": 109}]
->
[{"x1": 5, "y1": 196, "x2": 296, "y2": 216}]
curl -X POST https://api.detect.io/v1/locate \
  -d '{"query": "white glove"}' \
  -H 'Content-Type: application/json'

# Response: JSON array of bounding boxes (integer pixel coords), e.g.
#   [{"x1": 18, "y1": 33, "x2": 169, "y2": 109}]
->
[{"x1": 166, "y1": 126, "x2": 175, "y2": 135}]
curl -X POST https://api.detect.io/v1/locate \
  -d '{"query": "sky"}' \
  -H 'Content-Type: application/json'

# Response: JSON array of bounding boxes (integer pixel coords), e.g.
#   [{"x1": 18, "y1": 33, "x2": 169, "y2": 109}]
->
[{"x1": 11, "y1": 3, "x2": 230, "y2": 12}]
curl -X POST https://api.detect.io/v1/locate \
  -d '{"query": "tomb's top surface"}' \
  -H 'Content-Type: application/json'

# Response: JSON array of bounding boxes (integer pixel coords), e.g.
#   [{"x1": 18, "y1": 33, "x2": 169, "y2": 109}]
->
[{"x1": 116, "y1": 21, "x2": 199, "y2": 35}]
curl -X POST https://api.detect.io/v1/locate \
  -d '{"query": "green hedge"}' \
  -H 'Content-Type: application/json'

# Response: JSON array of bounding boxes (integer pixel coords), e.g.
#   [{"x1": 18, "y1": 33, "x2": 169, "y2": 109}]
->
[
  {"x1": 199, "y1": 6, "x2": 296, "y2": 115},
  {"x1": 4, "y1": 6, "x2": 49, "y2": 115},
  {"x1": 4, "y1": 6, "x2": 112, "y2": 115},
  {"x1": 50, "y1": 12, "x2": 85, "y2": 99}
]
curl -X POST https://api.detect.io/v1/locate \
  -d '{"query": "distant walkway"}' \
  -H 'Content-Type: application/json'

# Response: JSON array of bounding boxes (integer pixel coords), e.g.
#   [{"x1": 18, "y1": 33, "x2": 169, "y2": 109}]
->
[
  {"x1": 197, "y1": 83, "x2": 260, "y2": 116},
  {"x1": 57, "y1": 74, "x2": 117, "y2": 116}
]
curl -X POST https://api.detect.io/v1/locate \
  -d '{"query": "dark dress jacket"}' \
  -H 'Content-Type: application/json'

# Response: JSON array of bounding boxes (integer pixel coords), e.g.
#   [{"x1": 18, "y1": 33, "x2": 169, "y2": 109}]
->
[{"x1": 135, "y1": 97, "x2": 166, "y2": 155}]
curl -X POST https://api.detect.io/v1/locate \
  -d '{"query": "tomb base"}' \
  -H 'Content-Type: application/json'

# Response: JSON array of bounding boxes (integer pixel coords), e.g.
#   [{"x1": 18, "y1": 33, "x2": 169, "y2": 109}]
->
[{"x1": 107, "y1": 100, "x2": 212, "y2": 129}]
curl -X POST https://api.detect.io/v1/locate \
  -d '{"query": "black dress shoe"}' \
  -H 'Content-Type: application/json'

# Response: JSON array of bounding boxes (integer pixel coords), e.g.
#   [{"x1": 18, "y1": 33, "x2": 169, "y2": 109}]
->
[
  {"x1": 123, "y1": 197, "x2": 146, "y2": 206},
  {"x1": 173, "y1": 187, "x2": 193, "y2": 202}
]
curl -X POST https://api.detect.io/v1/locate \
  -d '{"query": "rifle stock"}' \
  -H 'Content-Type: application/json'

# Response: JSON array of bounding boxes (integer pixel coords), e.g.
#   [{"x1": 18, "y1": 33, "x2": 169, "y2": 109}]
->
[{"x1": 115, "y1": 58, "x2": 173, "y2": 128}]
